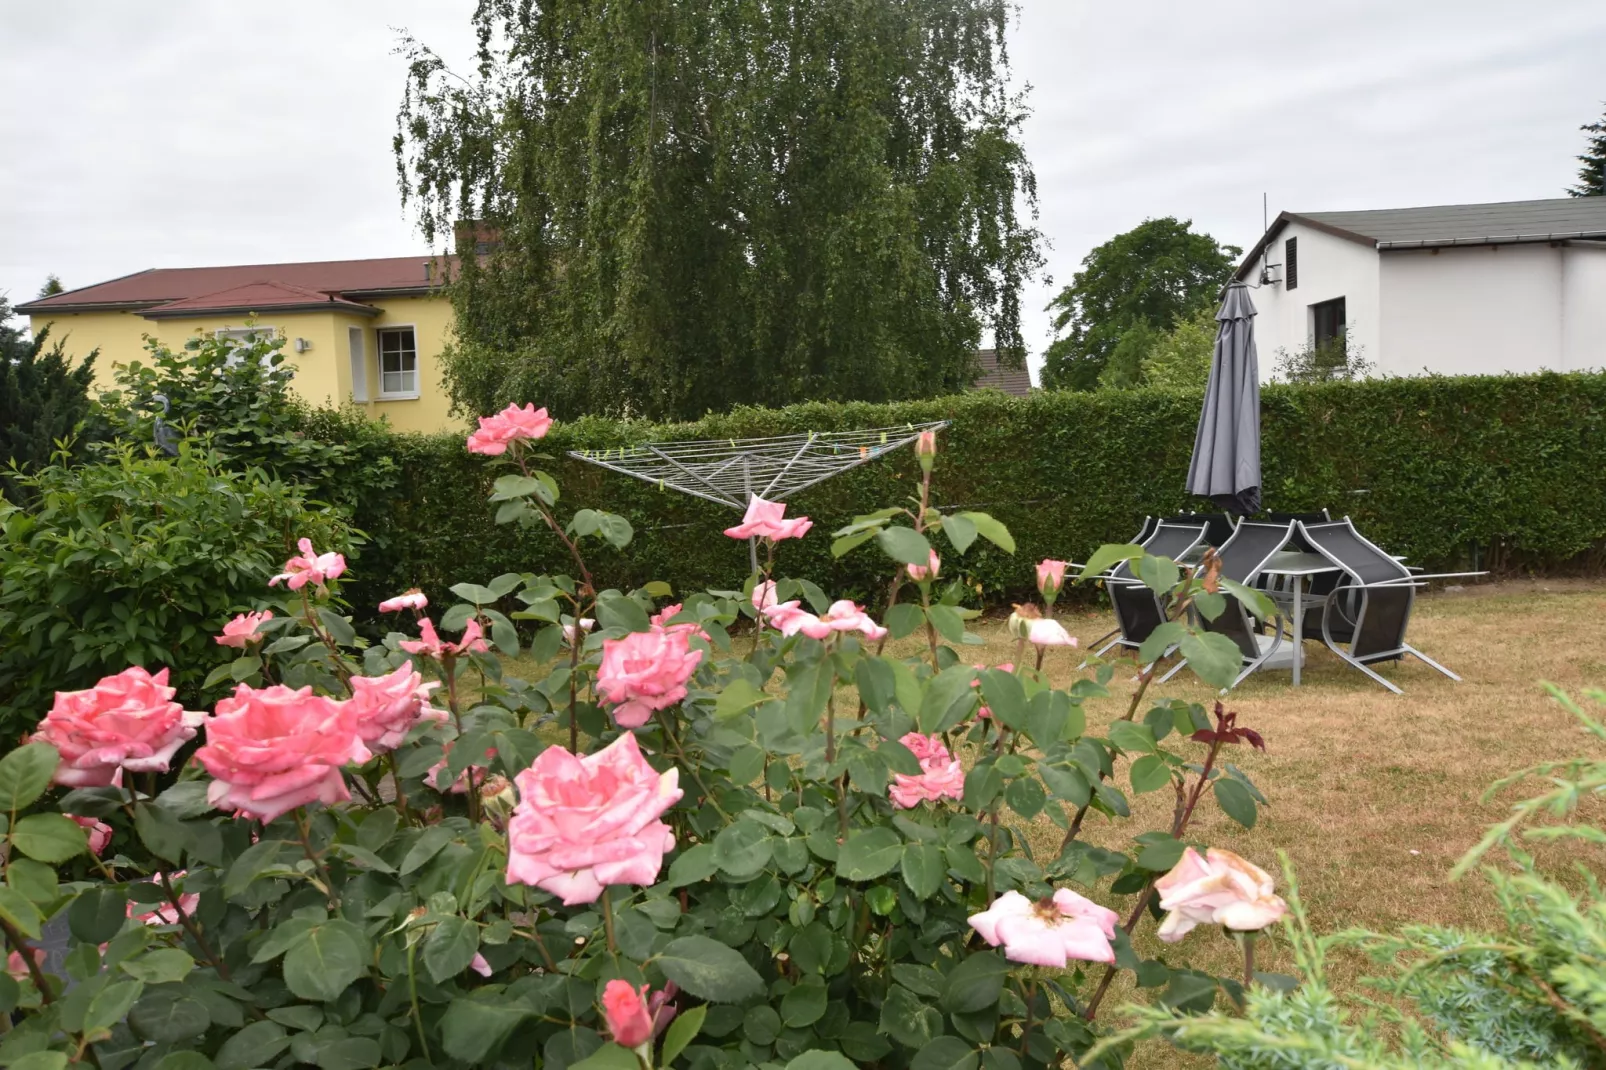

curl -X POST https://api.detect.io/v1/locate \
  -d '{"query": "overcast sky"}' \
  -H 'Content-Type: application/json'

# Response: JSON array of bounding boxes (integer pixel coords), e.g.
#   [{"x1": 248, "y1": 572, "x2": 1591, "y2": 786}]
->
[{"x1": 3, "y1": 1, "x2": 1603, "y2": 379}]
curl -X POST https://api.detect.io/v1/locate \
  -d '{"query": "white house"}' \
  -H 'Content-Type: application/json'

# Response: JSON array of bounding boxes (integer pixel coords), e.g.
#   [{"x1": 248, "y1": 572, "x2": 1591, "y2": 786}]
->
[{"x1": 1234, "y1": 196, "x2": 1606, "y2": 378}]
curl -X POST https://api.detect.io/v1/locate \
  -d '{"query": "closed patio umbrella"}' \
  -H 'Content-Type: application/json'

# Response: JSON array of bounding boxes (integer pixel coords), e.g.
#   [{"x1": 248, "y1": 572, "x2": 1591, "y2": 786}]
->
[{"x1": 1186, "y1": 282, "x2": 1261, "y2": 516}]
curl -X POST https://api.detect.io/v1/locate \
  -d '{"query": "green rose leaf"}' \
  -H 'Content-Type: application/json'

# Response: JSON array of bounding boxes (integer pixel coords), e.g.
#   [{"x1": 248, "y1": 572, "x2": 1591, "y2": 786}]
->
[
  {"x1": 1129, "y1": 754, "x2": 1173, "y2": 794},
  {"x1": 12, "y1": 813, "x2": 88, "y2": 863},
  {"x1": 786, "y1": 1054, "x2": 858, "y2": 1070},
  {"x1": 119, "y1": 949, "x2": 196, "y2": 985},
  {"x1": 129, "y1": 988, "x2": 211, "y2": 1042},
  {"x1": 655, "y1": 935, "x2": 764, "y2": 1003},
  {"x1": 1214, "y1": 777, "x2": 1258, "y2": 829},
  {"x1": 283, "y1": 920, "x2": 367, "y2": 1002},
  {"x1": 569, "y1": 1045, "x2": 639, "y2": 1070},
  {"x1": 440, "y1": 996, "x2": 534, "y2": 1064},
  {"x1": 912, "y1": 1036, "x2": 980, "y2": 1070},
  {"x1": 0, "y1": 887, "x2": 43, "y2": 939},
  {"x1": 940, "y1": 950, "x2": 1008, "y2": 1014},
  {"x1": 900, "y1": 842, "x2": 945, "y2": 900},
  {"x1": 424, "y1": 916, "x2": 481, "y2": 983},
  {"x1": 956, "y1": 511, "x2": 1015, "y2": 553},
  {"x1": 660, "y1": 1004, "x2": 706, "y2": 1066},
  {"x1": 1179, "y1": 630, "x2": 1245, "y2": 690},
  {"x1": 215, "y1": 1021, "x2": 291, "y2": 1070},
  {"x1": 0, "y1": 743, "x2": 59, "y2": 812},
  {"x1": 878, "y1": 526, "x2": 933, "y2": 566},
  {"x1": 836, "y1": 828, "x2": 903, "y2": 881}
]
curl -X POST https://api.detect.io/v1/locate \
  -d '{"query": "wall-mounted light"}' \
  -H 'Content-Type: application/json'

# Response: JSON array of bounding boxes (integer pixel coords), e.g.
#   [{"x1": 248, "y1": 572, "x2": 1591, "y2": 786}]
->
[{"x1": 293, "y1": 338, "x2": 311, "y2": 353}]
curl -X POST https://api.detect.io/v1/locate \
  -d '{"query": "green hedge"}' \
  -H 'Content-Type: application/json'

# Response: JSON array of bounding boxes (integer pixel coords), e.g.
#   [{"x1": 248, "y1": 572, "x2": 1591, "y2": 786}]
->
[{"x1": 343, "y1": 372, "x2": 1606, "y2": 612}]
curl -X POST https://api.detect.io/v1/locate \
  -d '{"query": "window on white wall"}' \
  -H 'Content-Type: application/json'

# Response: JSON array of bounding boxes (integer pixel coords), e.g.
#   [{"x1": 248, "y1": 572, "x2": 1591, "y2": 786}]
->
[
  {"x1": 348, "y1": 327, "x2": 369, "y2": 402},
  {"x1": 378, "y1": 327, "x2": 419, "y2": 399},
  {"x1": 1312, "y1": 297, "x2": 1346, "y2": 347}
]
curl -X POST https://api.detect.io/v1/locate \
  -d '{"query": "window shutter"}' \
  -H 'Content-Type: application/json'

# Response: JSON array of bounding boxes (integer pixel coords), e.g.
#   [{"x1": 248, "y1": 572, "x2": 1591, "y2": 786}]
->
[{"x1": 1285, "y1": 237, "x2": 1298, "y2": 290}]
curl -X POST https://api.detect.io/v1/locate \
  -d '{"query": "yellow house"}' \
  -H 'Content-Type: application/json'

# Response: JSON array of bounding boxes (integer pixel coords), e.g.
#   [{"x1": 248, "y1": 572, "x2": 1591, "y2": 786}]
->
[{"x1": 18, "y1": 256, "x2": 463, "y2": 434}]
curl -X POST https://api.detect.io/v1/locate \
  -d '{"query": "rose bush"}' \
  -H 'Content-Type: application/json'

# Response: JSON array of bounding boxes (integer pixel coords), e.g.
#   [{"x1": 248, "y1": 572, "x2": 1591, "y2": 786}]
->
[{"x1": 0, "y1": 403, "x2": 1290, "y2": 1070}]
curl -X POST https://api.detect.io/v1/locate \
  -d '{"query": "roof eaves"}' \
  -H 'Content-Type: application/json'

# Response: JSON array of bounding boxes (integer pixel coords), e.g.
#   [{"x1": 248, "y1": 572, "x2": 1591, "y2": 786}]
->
[
  {"x1": 139, "y1": 301, "x2": 382, "y2": 321},
  {"x1": 338, "y1": 285, "x2": 447, "y2": 300},
  {"x1": 18, "y1": 299, "x2": 171, "y2": 315},
  {"x1": 1376, "y1": 229, "x2": 1606, "y2": 250},
  {"x1": 15, "y1": 267, "x2": 163, "y2": 314}
]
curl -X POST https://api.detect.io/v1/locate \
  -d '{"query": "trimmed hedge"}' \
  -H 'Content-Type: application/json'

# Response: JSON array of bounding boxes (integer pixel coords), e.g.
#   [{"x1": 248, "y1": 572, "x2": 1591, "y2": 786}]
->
[{"x1": 344, "y1": 372, "x2": 1606, "y2": 613}]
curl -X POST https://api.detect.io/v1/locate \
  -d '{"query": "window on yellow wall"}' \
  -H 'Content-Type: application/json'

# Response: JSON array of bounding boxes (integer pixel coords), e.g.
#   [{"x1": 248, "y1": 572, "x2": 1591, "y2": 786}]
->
[
  {"x1": 214, "y1": 326, "x2": 281, "y2": 369},
  {"x1": 378, "y1": 327, "x2": 418, "y2": 399}
]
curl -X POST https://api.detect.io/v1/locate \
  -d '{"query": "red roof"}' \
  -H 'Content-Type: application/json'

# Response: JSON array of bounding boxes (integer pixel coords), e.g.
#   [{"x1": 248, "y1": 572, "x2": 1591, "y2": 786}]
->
[{"x1": 18, "y1": 255, "x2": 453, "y2": 317}]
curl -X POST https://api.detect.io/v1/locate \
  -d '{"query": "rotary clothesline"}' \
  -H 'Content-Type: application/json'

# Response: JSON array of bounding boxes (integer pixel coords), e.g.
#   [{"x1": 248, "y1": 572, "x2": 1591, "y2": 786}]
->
[{"x1": 568, "y1": 422, "x2": 949, "y2": 510}]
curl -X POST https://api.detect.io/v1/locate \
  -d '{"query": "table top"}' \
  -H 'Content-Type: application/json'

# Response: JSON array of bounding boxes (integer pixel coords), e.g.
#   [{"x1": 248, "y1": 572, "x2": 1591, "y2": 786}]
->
[{"x1": 1258, "y1": 551, "x2": 1341, "y2": 577}]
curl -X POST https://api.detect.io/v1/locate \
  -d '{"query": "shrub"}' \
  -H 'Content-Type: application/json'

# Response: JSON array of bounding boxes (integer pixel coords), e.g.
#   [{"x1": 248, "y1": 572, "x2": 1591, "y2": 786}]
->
[
  {"x1": 1089, "y1": 685, "x2": 1606, "y2": 1068},
  {"x1": 100, "y1": 329, "x2": 400, "y2": 518},
  {"x1": 346, "y1": 372, "x2": 1606, "y2": 617},
  {"x1": 0, "y1": 412, "x2": 1290, "y2": 1070},
  {"x1": 0, "y1": 442, "x2": 355, "y2": 737},
  {"x1": 0, "y1": 295, "x2": 103, "y2": 501}
]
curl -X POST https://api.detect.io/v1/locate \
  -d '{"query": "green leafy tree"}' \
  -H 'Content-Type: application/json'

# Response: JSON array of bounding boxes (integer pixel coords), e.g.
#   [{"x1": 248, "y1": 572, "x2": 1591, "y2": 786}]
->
[
  {"x1": 1569, "y1": 103, "x2": 1606, "y2": 197},
  {"x1": 1043, "y1": 217, "x2": 1240, "y2": 391},
  {"x1": 1273, "y1": 334, "x2": 1373, "y2": 384},
  {"x1": 36, "y1": 275, "x2": 64, "y2": 299},
  {"x1": 394, "y1": 0, "x2": 1042, "y2": 420},
  {"x1": 0, "y1": 295, "x2": 101, "y2": 501},
  {"x1": 1141, "y1": 305, "x2": 1218, "y2": 391}
]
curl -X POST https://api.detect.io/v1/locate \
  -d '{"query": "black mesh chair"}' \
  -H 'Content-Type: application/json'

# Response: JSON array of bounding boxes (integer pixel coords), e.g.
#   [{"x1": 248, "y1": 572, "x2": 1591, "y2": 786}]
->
[
  {"x1": 1160, "y1": 520, "x2": 1296, "y2": 689},
  {"x1": 1162, "y1": 512, "x2": 1236, "y2": 548},
  {"x1": 1295, "y1": 519, "x2": 1482, "y2": 694},
  {"x1": 1256, "y1": 510, "x2": 1337, "y2": 631},
  {"x1": 1090, "y1": 522, "x2": 1208, "y2": 662}
]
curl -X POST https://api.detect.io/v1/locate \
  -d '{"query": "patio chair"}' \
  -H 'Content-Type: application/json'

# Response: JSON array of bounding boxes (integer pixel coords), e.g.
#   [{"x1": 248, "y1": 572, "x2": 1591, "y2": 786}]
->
[
  {"x1": 1159, "y1": 520, "x2": 1296, "y2": 688},
  {"x1": 1295, "y1": 519, "x2": 1483, "y2": 694},
  {"x1": 1162, "y1": 512, "x2": 1236, "y2": 548},
  {"x1": 1088, "y1": 521, "x2": 1209, "y2": 661}
]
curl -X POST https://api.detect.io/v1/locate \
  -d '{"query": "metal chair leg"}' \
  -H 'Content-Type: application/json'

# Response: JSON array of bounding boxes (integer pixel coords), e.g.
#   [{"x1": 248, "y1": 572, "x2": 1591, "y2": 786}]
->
[
  {"x1": 1329, "y1": 646, "x2": 1404, "y2": 694},
  {"x1": 1157, "y1": 658, "x2": 1188, "y2": 684},
  {"x1": 1402, "y1": 644, "x2": 1461, "y2": 682}
]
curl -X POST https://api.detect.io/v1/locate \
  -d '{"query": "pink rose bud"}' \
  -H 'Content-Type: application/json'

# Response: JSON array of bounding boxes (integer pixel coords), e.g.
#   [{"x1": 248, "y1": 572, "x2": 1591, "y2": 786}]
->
[
  {"x1": 5, "y1": 946, "x2": 44, "y2": 982},
  {"x1": 216, "y1": 610, "x2": 274, "y2": 648},
  {"x1": 466, "y1": 403, "x2": 552, "y2": 456},
  {"x1": 602, "y1": 980, "x2": 655, "y2": 1049},
  {"x1": 70, "y1": 815, "x2": 114, "y2": 856},
  {"x1": 1154, "y1": 848, "x2": 1289, "y2": 943},
  {"x1": 915, "y1": 429, "x2": 937, "y2": 473},
  {"x1": 969, "y1": 889, "x2": 1120, "y2": 967},
  {"x1": 1036, "y1": 559, "x2": 1069, "y2": 604},
  {"x1": 269, "y1": 538, "x2": 346, "y2": 591},
  {"x1": 505, "y1": 733, "x2": 682, "y2": 905},
  {"x1": 723, "y1": 495, "x2": 812, "y2": 542},
  {"x1": 907, "y1": 550, "x2": 941, "y2": 583},
  {"x1": 35, "y1": 667, "x2": 205, "y2": 787}
]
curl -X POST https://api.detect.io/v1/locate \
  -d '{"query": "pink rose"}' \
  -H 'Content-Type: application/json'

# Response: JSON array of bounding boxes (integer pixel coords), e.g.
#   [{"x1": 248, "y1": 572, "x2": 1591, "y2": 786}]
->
[
  {"x1": 761, "y1": 598, "x2": 888, "y2": 642},
  {"x1": 907, "y1": 550, "x2": 941, "y2": 583},
  {"x1": 1154, "y1": 847, "x2": 1289, "y2": 943},
  {"x1": 505, "y1": 733, "x2": 682, "y2": 905},
  {"x1": 469, "y1": 952, "x2": 492, "y2": 978},
  {"x1": 888, "y1": 734, "x2": 964, "y2": 808},
  {"x1": 969, "y1": 889, "x2": 1119, "y2": 967},
  {"x1": 378, "y1": 589, "x2": 429, "y2": 613},
  {"x1": 649, "y1": 604, "x2": 709, "y2": 640},
  {"x1": 1028, "y1": 618, "x2": 1077, "y2": 648},
  {"x1": 196, "y1": 684, "x2": 365, "y2": 824},
  {"x1": 723, "y1": 495, "x2": 812, "y2": 541},
  {"x1": 269, "y1": 538, "x2": 346, "y2": 591},
  {"x1": 347, "y1": 665, "x2": 446, "y2": 753},
  {"x1": 751, "y1": 580, "x2": 779, "y2": 615},
  {"x1": 216, "y1": 610, "x2": 274, "y2": 648},
  {"x1": 466, "y1": 403, "x2": 552, "y2": 456},
  {"x1": 596, "y1": 627, "x2": 703, "y2": 729},
  {"x1": 128, "y1": 873, "x2": 199, "y2": 927},
  {"x1": 399, "y1": 618, "x2": 489, "y2": 660},
  {"x1": 602, "y1": 980, "x2": 655, "y2": 1049},
  {"x1": 34, "y1": 667, "x2": 204, "y2": 787},
  {"x1": 1036, "y1": 559, "x2": 1069, "y2": 603},
  {"x1": 70, "y1": 815, "x2": 114, "y2": 856}
]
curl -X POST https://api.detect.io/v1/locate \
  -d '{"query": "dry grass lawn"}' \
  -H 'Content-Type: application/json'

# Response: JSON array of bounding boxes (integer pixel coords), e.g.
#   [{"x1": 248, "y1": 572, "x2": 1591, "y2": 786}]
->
[{"x1": 918, "y1": 579, "x2": 1606, "y2": 1066}]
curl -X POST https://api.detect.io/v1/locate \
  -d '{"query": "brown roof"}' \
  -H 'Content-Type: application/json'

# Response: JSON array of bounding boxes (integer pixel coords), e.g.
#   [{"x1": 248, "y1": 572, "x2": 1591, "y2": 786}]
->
[
  {"x1": 17, "y1": 255, "x2": 453, "y2": 316},
  {"x1": 970, "y1": 348, "x2": 1033, "y2": 397}
]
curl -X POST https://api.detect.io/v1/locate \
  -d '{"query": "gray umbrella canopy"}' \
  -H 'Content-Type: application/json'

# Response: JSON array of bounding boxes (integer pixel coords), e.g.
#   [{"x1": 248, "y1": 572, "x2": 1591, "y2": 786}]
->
[{"x1": 1185, "y1": 282, "x2": 1261, "y2": 516}]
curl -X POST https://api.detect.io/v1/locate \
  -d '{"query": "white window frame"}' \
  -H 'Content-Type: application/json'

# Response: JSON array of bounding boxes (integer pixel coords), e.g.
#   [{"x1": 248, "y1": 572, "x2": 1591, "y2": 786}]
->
[
  {"x1": 376, "y1": 325, "x2": 420, "y2": 400},
  {"x1": 348, "y1": 326, "x2": 369, "y2": 402}
]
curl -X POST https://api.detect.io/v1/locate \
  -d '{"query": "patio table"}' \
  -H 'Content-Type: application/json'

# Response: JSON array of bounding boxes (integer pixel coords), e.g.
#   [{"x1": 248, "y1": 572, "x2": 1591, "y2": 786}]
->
[{"x1": 1258, "y1": 551, "x2": 1342, "y2": 686}]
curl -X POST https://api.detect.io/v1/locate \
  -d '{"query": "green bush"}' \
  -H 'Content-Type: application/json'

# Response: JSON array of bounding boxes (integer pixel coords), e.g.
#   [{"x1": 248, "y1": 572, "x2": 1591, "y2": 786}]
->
[
  {"x1": 346, "y1": 372, "x2": 1606, "y2": 613},
  {"x1": 0, "y1": 442, "x2": 356, "y2": 736}
]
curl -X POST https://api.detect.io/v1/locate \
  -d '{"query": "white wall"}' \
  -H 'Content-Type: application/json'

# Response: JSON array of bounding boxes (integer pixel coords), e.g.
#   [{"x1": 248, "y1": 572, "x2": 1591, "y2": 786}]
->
[
  {"x1": 1379, "y1": 244, "x2": 1567, "y2": 377},
  {"x1": 1243, "y1": 222, "x2": 1380, "y2": 381},
  {"x1": 1561, "y1": 243, "x2": 1606, "y2": 373}
]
